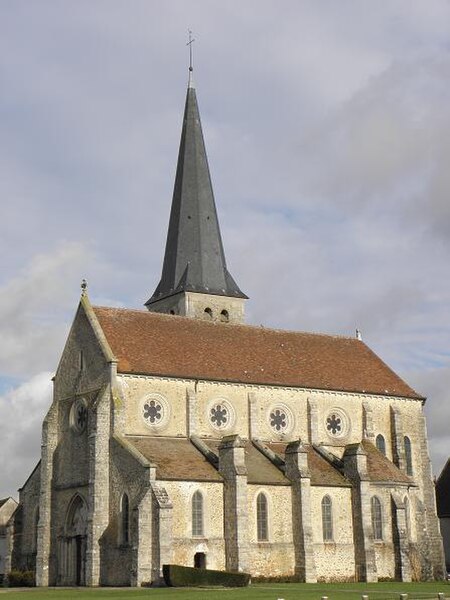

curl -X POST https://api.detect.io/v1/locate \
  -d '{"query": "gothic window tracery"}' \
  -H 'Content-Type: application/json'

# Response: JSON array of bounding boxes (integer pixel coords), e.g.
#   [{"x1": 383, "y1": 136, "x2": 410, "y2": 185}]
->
[
  {"x1": 143, "y1": 399, "x2": 162, "y2": 424},
  {"x1": 376, "y1": 434, "x2": 386, "y2": 456},
  {"x1": 321, "y1": 495, "x2": 333, "y2": 542},
  {"x1": 141, "y1": 394, "x2": 169, "y2": 429},
  {"x1": 71, "y1": 398, "x2": 88, "y2": 434},
  {"x1": 325, "y1": 408, "x2": 349, "y2": 438},
  {"x1": 208, "y1": 399, "x2": 235, "y2": 431},
  {"x1": 371, "y1": 496, "x2": 383, "y2": 540},
  {"x1": 192, "y1": 490, "x2": 204, "y2": 537},
  {"x1": 268, "y1": 404, "x2": 293, "y2": 435},
  {"x1": 256, "y1": 492, "x2": 268, "y2": 541},
  {"x1": 404, "y1": 436, "x2": 413, "y2": 476}
]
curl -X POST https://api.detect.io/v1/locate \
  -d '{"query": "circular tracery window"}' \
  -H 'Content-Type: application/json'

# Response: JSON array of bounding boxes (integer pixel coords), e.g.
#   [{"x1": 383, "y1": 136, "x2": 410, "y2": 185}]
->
[
  {"x1": 268, "y1": 404, "x2": 293, "y2": 435},
  {"x1": 208, "y1": 399, "x2": 235, "y2": 431},
  {"x1": 71, "y1": 398, "x2": 88, "y2": 434},
  {"x1": 325, "y1": 408, "x2": 349, "y2": 438},
  {"x1": 141, "y1": 394, "x2": 170, "y2": 429}
]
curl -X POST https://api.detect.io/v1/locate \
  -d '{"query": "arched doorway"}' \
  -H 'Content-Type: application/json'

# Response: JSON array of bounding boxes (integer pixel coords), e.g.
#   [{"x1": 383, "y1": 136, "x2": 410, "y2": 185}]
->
[
  {"x1": 194, "y1": 552, "x2": 206, "y2": 569},
  {"x1": 59, "y1": 494, "x2": 88, "y2": 585}
]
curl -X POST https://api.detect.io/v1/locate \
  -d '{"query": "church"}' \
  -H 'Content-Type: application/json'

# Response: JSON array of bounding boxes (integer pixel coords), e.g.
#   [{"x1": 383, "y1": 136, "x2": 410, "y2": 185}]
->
[{"x1": 6, "y1": 66, "x2": 445, "y2": 587}]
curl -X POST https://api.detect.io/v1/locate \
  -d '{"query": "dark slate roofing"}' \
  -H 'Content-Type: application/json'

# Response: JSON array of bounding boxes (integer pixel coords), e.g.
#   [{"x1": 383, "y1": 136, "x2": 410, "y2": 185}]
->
[
  {"x1": 201, "y1": 439, "x2": 290, "y2": 486},
  {"x1": 266, "y1": 442, "x2": 351, "y2": 487},
  {"x1": 146, "y1": 81, "x2": 246, "y2": 306},
  {"x1": 362, "y1": 440, "x2": 413, "y2": 484},
  {"x1": 436, "y1": 458, "x2": 450, "y2": 517},
  {"x1": 125, "y1": 436, "x2": 222, "y2": 482},
  {"x1": 94, "y1": 307, "x2": 423, "y2": 399}
]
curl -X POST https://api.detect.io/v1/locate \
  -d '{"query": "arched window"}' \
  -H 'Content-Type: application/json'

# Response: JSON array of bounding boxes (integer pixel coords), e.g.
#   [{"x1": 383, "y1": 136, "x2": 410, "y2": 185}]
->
[
  {"x1": 204, "y1": 308, "x2": 213, "y2": 319},
  {"x1": 220, "y1": 309, "x2": 229, "y2": 323},
  {"x1": 192, "y1": 491, "x2": 204, "y2": 537},
  {"x1": 404, "y1": 436, "x2": 413, "y2": 476},
  {"x1": 371, "y1": 496, "x2": 383, "y2": 540},
  {"x1": 321, "y1": 495, "x2": 333, "y2": 541},
  {"x1": 376, "y1": 434, "x2": 386, "y2": 456},
  {"x1": 256, "y1": 492, "x2": 268, "y2": 541},
  {"x1": 121, "y1": 493, "x2": 130, "y2": 544}
]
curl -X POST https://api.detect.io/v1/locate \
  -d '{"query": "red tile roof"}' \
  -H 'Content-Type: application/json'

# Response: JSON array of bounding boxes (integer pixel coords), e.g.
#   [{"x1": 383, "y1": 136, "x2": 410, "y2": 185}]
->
[
  {"x1": 362, "y1": 440, "x2": 413, "y2": 484},
  {"x1": 125, "y1": 436, "x2": 222, "y2": 482},
  {"x1": 93, "y1": 307, "x2": 422, "y2": 399},
  {"x1": 266, "y1": 442, "x2": 351, "y2": 487},
  {"x1": 202, "y1": 439, "x2": 290, "y2": 486}
]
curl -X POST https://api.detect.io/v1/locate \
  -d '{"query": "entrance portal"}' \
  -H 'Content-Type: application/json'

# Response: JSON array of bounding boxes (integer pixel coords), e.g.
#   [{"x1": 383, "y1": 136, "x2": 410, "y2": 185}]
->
[{"x1": 58, "y1": 494, "x2": 88, "y2": 586}]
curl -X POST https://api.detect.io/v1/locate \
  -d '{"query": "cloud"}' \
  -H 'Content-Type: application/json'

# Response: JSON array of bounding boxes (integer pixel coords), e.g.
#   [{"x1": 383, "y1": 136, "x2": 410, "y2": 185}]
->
[
  {"x1": 0, "y1": 243, "x2": 93, "y2": 378},
  {"x1": 0, "y1": 372, "x2": 52, "y2": 498}
]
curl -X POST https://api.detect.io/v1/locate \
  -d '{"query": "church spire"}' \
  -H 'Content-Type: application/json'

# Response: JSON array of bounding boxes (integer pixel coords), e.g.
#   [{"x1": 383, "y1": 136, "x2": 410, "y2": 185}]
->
[{"x1": 145, "y1": 67, "x2": 247, "y2": 322}]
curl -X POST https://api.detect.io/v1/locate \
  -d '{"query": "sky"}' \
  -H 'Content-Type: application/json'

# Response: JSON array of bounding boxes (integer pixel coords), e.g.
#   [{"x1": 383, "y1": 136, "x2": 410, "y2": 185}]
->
[{"x1": 1, "y1": 0, "x2": 449, "y2": 499}]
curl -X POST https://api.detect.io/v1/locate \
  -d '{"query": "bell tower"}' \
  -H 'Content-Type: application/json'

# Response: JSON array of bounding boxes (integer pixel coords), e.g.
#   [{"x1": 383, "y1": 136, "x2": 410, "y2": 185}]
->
[{"x1": 145, "y1": 67, "x2": 247, "y2": 323}]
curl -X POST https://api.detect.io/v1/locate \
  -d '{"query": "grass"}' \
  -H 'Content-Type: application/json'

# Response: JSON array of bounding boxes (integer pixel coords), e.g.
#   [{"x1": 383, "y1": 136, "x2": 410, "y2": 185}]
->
[{"x1": 1, "y1": 582, "x2": 449, "y2": 600}]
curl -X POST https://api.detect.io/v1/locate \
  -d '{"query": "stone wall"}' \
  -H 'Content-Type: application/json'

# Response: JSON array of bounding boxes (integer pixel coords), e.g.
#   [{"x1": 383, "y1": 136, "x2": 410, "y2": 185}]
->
[
  {"x1": 310, "y1": 486, "x2": 355, "y2": 581},
  {"x1": 11, "y1": 464, "x2": 41, "y2": 573}
]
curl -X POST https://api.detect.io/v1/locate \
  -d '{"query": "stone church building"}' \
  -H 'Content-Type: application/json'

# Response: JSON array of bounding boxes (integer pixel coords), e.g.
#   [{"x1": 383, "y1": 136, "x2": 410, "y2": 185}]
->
[{"x1": 7, "y1": 69, "x2": 445, "y2": 586}]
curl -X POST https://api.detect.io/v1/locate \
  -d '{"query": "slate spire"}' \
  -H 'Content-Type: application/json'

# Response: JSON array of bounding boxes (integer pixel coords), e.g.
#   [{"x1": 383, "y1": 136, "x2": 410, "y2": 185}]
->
[{"x1": 145, "y1": 74, "x2": 247, "y2": 307}]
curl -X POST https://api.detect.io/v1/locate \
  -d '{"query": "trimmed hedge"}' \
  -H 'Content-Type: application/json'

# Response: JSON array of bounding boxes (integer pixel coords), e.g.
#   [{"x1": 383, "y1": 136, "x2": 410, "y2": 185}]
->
[
  {"x1": 162, "y1": 564, "x2": 250, "y2": 587},
  {"x1": 6, "y1": 570, "x2": 36, "y2": 587}
]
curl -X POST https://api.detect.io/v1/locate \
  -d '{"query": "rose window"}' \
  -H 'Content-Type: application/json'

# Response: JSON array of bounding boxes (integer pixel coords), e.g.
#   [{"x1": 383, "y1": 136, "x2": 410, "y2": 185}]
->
[
  {"x1": 210, "y1": 404, "x2": 228, "y2": 428},
  {"x1": 76, "y1": 403, "x2": 87, "y2": 431},
  {"x1": 71, "y1": 398, "x2": 88, "y2": 434},
  {"x1": 208, "y1": 399, "x2": 235, "y2": 431},
  {"x1": 325, "y1": 409, "x2": 349, "y2": 438},
  {"x1": 326, "y1": 413, "x2": 341, "y2": 435},
  {"x1": 270, "y1": 409, "x2": 287, "y2": 432},
  {"x1": 143, "y1": 400, "x2": 163, "y2": 424}
]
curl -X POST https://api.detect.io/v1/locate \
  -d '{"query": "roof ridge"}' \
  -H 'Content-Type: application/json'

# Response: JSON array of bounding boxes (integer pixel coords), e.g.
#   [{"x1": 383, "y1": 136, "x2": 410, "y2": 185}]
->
[{"x1": 92, "y1": 304, "x2": 356, "y2": 340}]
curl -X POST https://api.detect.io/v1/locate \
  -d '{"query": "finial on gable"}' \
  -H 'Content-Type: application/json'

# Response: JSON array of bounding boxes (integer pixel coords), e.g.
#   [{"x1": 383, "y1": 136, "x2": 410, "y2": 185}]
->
[{"x1": 81, "y1": 279, "x2": 88, "y2": 296}]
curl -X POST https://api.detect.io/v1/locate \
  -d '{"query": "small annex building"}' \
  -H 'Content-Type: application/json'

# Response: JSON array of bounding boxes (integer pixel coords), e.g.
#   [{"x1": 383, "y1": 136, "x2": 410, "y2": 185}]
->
[
  {"x1": 0, "y1": 498, "x2": 17, "y2": 582},
  {"x1": 7, "y1": 67, "x2": 445, "y2": 586}
]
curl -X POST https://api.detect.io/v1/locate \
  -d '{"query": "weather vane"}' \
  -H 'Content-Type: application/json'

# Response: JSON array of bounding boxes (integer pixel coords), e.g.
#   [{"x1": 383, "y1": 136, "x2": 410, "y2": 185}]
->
[{"x1": 187, "y1": 29, "x2": 195, "y2": 72}]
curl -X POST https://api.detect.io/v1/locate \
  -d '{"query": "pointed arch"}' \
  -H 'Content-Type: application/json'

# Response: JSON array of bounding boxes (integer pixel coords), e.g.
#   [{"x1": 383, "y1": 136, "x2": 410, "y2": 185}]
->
[
  {"x1": 371, "y1": 496, "x2": 383, "y2": 540},
  {"x1": 120, "y1": 493, "x2": 130, "y2": 545},
  {"x1": 192, "y1": 490, "x2": 204, "y2": 537},
  {"x1": 376, "y1": 434, "x2": 386, "y2": 456},
  {"x1": 256, "y1": 492, "x2": 269, "y2": 541},
  {"x1": 404, "y1": 436, "x2": 413, "y2": 476},
  {"x1": 321, "y1": 495, "x2": 333, "y2": 541},
  {"x1": 65, "y1": 494, "x2": 88, "y2": 536}
]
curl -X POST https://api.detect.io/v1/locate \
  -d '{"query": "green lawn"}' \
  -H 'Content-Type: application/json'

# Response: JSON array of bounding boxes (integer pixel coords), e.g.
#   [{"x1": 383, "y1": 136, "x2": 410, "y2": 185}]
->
[{"x1": 1, "y1": 583, "x2": 449, "y2": 600}]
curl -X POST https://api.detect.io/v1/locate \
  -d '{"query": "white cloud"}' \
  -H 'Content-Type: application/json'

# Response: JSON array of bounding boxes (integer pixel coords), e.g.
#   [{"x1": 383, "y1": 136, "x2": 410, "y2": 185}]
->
[
  {"x1": 0, "y1": 372, "x2": 52, "y2": 499},
  {"x1": 0, "y1": 243, "x2": 94, "y2": 378}
]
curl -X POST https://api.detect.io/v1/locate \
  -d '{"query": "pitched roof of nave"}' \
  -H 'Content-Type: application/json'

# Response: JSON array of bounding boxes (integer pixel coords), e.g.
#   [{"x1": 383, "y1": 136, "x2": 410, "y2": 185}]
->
[{"x1": 93, "y1": 306, "x2": 422, "y2": 400}]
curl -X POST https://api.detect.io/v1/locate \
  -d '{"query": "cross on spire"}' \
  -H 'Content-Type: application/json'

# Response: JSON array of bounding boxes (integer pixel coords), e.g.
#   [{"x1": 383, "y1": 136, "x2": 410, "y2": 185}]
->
[{"x1": 187, "y1": 29, "x2": 195, "y2": 72}]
